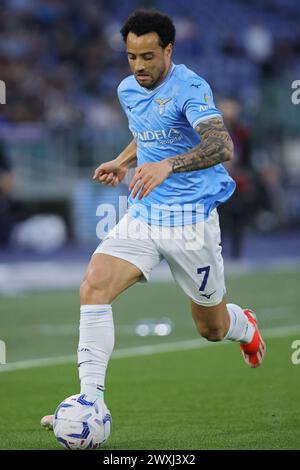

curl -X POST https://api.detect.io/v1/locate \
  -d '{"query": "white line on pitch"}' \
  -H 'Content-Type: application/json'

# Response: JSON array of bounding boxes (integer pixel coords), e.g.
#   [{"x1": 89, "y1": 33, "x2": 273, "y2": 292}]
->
[{"x1": 1, "y1": 323, "x2": 300, "y2": 373}]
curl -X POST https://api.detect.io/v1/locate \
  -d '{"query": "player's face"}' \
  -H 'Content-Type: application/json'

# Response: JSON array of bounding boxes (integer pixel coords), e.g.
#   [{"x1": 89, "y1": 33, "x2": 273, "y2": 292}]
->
[{"x1": 126, "y1": 32, "x2": 172, "y2": 89}]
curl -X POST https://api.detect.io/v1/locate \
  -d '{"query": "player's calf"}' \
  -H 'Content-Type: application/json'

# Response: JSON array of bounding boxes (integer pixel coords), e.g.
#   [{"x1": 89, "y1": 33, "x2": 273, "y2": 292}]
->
[
  {"x1": 191, "y1": 299, "x2": 230, "y2": 342},
  {"x1": 191, "y1": 300, "x2": 266, "y2": 367},
  {"x1": 197, "y1": 325, "x2": 227, "y2": 342}
]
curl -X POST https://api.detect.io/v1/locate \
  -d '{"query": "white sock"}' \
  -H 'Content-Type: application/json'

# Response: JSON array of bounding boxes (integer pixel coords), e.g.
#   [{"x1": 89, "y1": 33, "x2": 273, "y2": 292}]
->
[
  {"x1": 224, "y1": 303, "x2": 255, "y2": 344},
  {"x1": 77, "y1": 304, "x2": 114, "y2": 402}
]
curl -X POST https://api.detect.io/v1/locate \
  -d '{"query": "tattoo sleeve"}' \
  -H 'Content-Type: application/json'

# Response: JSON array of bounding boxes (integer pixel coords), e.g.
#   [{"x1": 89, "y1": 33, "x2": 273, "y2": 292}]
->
[{"x1": 168, "y1": 117, "x2": 234, "y2": 173}]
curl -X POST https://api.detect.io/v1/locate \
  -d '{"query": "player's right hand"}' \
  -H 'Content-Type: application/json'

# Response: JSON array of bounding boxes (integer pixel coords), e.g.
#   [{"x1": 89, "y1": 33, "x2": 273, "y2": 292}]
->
[{"x1": 93, "y1": 160, "x2": 127, "y2": 187}]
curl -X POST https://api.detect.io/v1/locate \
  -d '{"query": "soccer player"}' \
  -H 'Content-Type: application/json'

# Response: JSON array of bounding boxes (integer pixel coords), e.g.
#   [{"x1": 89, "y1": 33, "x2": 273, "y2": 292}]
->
[{"x1": 41, "y1": 9, "x2": 266, "y2": 430}]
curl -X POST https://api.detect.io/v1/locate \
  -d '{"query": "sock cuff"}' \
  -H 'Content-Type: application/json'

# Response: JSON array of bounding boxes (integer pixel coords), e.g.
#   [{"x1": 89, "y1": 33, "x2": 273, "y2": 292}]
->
[
  {"x1": 80, "y1": 304, "x2": 112, "y2": 315},
  {"x1": 224, "y1": 303, "x2": 237, "y2": 340},
  {"x1": 225, "y1": 303, "x2": 254, "y2": 343}
]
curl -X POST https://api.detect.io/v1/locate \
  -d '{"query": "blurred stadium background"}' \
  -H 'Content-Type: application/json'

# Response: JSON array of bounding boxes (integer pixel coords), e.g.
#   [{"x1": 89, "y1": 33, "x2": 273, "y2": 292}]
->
[{"x1": 0, "y1": 0, "x2": 300, "y2": 450}]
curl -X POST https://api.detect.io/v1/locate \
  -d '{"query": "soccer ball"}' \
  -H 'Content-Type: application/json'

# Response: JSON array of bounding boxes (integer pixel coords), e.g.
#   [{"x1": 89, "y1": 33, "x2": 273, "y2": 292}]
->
[{"x1": 53, "y1": 394, "x2": 112, "y2": 450}]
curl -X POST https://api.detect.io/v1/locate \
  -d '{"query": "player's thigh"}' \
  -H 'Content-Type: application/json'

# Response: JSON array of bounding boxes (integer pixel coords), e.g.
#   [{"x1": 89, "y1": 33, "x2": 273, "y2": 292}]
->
[
  {"x1": 160, "y1": 209, "x2": 226, "y2": 307},
  {"x1": 81, "y1": 252, "x2": 142, "y2": 303},
  {"x1": 82, "y1": 214, "x2": 161, "y2": 303},
  {"x1": 95, "y1": 213, "x2": 162, "y2": 281}
]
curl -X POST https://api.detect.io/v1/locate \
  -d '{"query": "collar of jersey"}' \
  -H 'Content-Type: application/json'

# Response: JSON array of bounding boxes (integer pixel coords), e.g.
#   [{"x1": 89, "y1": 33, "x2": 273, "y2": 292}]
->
[{"x1": 137, "y1": 62, "x2": 176, "y2": 95}]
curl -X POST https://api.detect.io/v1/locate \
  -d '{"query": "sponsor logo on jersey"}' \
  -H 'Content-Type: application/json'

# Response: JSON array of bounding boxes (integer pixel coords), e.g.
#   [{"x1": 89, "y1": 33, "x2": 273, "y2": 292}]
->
[
  {"x1": 132, "y1": 127, "x2": 183, "y2": 145},
  {"x1": 199, "y1": 104, "x2": 214, "y2": 112}
]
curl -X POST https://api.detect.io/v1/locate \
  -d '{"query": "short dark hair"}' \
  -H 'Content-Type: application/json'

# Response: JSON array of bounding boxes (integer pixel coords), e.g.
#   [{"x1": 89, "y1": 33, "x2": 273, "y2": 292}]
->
[{"x1": 120, "y1": 9, "x2": 176, "y2": 49}]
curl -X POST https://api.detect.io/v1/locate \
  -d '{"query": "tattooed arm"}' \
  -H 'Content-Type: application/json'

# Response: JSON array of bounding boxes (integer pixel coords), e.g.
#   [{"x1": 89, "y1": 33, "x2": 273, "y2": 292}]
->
[
  {"x1": 167, "y1": 117, "x2": 234, "y2": 172},
  {"x1": 128, "y1": 117, "x2": 234, "y2": 199}
]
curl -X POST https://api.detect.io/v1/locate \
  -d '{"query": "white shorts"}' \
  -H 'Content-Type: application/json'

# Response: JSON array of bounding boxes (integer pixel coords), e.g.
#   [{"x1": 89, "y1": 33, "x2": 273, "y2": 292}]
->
[{"x1": 94, "y1": 209, "x2": 226, "y2": 306}]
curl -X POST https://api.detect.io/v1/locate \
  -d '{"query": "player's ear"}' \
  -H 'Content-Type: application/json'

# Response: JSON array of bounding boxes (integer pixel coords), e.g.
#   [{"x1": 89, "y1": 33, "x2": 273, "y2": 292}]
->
[{"x1": 165, "y1": 43, "x2": 173, "y2": 58}]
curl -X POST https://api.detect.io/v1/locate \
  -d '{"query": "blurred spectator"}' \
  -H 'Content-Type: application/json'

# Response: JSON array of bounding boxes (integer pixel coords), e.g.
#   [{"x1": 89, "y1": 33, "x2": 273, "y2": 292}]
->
[
  {"x1": 218, "y1": 98, "x2": 258, "y2": 258},
  {"x1": 0, "y1": 141, "x2": 15, "y2": 245},
  {"x1": 1, "y1": 0, "x2": 300, "y2": 126},
  {"x1": 244, "y1": 24, "x2": 273, "y2": 64},
  {"x1": 218, "y1": 97, "x2": 289, "y2": 257},
  {"x1": 173, "y1": 16, "x2": 200, "y2": 57},
  {"x1": 84, "y1": 96, "x2": 123, "y2": 130},
  {"x1": 250, "y1": 146, "x2": 288, "y2": 232}
]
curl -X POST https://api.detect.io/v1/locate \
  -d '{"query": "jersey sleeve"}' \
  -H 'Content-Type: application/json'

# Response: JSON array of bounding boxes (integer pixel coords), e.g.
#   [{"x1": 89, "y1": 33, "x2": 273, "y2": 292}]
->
[
  {"x1": 117, "y1": 83, "x2": 128, "y2": 116},
  {"x1": 178, "y1": 78, "x2": 222, "y2": 129}
]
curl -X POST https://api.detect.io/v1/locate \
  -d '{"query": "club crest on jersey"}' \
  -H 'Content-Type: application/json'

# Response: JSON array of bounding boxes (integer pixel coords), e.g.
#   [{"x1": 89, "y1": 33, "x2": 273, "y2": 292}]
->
[{"x1": 154, "y1": 97, "x2": 172, "y2": 116}]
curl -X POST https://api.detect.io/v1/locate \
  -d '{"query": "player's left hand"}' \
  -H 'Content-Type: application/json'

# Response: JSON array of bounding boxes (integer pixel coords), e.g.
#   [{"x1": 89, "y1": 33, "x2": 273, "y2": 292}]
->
[{"x1": 129, "y1": 160, "x2": 172, "y2": 199}]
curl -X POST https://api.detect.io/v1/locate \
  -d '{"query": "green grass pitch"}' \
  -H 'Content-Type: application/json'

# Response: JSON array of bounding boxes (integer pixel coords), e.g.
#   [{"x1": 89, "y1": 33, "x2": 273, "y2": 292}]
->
[{"x1": 1, "y1": 268, "x2": 300, "y2": 449}]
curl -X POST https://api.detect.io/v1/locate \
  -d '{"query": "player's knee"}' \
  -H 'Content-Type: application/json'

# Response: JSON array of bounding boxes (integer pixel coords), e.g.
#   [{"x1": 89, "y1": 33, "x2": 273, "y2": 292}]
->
[
  {"x1": 80, "y1": 269, "x2": 113, "y2": 304},
  {"x1": 198, "y1": 326, "x2": 226, "y2": 342}
]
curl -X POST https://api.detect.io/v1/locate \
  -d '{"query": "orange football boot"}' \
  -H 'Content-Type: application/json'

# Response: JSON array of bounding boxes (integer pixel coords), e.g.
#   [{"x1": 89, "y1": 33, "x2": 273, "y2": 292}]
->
[{"x1": 240, "y1": 309, "x2": 266, "y2": 368}]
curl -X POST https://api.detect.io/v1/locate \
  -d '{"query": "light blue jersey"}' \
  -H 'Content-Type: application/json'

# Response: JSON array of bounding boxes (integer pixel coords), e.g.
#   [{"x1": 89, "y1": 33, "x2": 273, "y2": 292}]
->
[{"x1": 117, "y1": 63, "x2": 235, "y2": 226}]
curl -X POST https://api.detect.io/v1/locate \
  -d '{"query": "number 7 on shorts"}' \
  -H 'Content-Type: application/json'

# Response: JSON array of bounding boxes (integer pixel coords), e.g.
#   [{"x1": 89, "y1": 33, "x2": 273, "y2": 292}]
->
[{"x1": 197, "y1": 266, "x2": 210, "y2": 292}]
